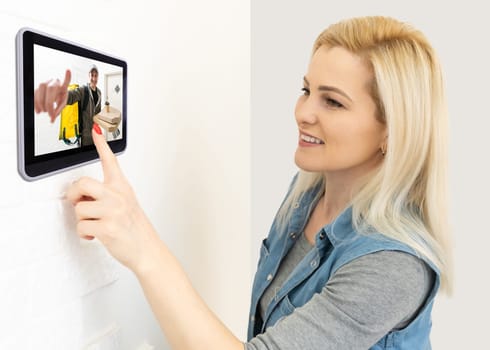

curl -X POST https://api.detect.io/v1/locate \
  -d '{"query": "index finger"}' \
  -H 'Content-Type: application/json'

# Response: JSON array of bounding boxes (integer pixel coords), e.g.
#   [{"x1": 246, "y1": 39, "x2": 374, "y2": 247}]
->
[
  {"x1": 52, "y1": 70, "x2": 72, "y2": 118},
  {"x1": 92, "y1": 124, "x2": 122, "y2": 183},
  {"x1": 61, "y1": 69, "x2": 72, "y2": 90}
]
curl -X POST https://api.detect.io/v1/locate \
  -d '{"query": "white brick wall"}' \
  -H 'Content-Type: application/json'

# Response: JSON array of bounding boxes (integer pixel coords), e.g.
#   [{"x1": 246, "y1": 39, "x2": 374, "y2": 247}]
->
[
  {"x1": 0, "y1": 12, "x2": 124, "y2": 346},
  {"x1": 0, "y1": 1, "x2": 250, "y2": 349}
]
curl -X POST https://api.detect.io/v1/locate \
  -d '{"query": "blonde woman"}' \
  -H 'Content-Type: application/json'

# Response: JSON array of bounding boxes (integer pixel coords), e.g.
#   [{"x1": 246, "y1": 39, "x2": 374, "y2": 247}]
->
[{"x1": 36, "y1": 16, "x2": 451, "y2": 350}]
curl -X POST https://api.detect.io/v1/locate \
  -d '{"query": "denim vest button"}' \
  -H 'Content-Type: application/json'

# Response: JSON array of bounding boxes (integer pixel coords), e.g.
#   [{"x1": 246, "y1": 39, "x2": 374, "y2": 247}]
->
[
  {"x1": 267, "y1": 274, "x2": 273, "y2": 281},
  {"x1": 310, "y1": 260, "x2": 318, "y2": 268},
  {"x1": 319, "y1": 232, "x2": 325, "y2": 240},
  {"x1": 293, "y1": 202, "x2": 300, "y2": 209},
  {"x1": 251, "y1": 315, "x2": 255, "y2": 322},
  {"x1": 290, "y1": 232, "x2": 297, "y2": 239}
]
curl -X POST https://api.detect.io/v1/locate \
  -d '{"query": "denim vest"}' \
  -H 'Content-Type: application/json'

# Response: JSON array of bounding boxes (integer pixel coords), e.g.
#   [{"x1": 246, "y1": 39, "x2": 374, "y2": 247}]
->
[{"x1": 247, "y1": 180, "x2": 440, "y2": 349}]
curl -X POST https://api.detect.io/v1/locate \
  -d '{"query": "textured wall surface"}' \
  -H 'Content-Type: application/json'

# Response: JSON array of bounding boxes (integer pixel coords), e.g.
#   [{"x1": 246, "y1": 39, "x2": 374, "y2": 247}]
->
[{"x1": 0, "y1": 0, "x2": 250, "y2": 348}]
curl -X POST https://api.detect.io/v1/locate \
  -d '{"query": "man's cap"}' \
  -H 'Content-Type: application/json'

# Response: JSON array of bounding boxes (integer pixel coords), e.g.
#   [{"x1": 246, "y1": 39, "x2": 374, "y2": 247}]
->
[{"x1": 89, "y1": 64, "x2": 98, "y2": 74}]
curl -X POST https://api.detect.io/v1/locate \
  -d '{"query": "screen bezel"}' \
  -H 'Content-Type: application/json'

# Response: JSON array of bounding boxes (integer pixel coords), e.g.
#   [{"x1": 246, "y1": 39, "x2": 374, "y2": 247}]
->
[{"x1": 16, "y1": 28, "x2": 127, "y2": 181}]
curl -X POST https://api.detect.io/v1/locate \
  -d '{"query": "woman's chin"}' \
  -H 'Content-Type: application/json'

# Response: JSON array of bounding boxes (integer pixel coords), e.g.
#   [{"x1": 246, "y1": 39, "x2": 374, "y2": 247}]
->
[{"x1": 294, "y1": 154, "x2": 322, "y2": 173}]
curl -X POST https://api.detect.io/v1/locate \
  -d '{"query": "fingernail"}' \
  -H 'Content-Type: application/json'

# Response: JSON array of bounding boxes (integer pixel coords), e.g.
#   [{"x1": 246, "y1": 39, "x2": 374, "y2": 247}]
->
[{"x1": 93, "y1": 123, "x2": 102, "y2": 135}]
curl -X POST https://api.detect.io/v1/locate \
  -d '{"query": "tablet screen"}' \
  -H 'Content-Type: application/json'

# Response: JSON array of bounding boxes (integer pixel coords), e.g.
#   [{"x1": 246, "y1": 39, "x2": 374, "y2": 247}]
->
[
  {"x1": 17, "y1": 28, "x2": 127, "y2": 181},
  {"x1": 34, "y1": 44, "x2": 125, "y2": 156}
]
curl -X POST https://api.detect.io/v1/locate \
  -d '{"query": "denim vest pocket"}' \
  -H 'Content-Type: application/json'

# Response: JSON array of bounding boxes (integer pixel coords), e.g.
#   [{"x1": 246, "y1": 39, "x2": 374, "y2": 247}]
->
[
  {"x1": 270, "y1": 295, "x2": 296, "y2": 327},
  {"x1": 279, "y1": 295, "x2": 295, "y2": 314}
]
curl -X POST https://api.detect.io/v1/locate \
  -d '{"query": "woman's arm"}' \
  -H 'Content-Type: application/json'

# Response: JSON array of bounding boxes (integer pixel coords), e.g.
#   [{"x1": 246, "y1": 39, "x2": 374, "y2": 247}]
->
[
  {"x1": 66, "y1": 127, "x2": 243, "y2": 350},
  {"x1": 246, "y1": 250, "x2": 434, "y2": 350},
  {"x1": 137, "y1": 242, "x2": 243, "y2": 350}
]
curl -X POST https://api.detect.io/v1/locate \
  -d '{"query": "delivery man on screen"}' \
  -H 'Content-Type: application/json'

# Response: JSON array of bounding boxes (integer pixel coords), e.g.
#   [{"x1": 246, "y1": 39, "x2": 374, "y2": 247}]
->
[{"x1": 35, "y1": 64, "x2": 101, "y2": 146}]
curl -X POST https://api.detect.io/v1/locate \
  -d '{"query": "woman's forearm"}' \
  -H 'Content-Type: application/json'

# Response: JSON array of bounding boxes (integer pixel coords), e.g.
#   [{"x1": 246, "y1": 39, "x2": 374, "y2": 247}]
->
[{"x1": 135, "y1": 236, "x2": 244, "y2": 350}]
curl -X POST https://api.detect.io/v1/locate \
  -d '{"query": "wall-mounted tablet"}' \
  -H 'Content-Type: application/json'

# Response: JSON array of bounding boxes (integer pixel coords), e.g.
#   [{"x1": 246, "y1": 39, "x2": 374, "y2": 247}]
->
[{"x1": 16, "y1": 28, "x2": 127, "y2": 181}]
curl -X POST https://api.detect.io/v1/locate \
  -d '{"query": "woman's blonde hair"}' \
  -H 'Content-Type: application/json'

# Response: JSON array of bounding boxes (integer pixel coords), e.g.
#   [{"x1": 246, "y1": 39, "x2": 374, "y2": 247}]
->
[{"x1": 277, "y1": 16, "x2": 453, "y2": 294}]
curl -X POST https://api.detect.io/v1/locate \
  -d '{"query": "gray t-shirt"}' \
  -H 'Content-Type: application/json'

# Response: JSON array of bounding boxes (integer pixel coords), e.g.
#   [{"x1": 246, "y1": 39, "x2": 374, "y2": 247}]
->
[{"x1": 245, "y1": 233, "x2": 434, "y2": 350}]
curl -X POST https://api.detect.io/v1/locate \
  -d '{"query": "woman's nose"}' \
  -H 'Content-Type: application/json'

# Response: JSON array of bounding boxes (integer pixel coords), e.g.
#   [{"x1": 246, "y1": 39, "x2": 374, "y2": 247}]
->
[{"x1": 295, "y1": 96, "x2": 317, "y2": 125}]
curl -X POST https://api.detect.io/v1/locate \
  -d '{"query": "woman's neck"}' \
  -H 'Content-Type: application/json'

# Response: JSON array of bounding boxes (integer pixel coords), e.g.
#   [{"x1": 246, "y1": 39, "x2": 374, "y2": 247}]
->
[
  {"x1": 320, "y1": 155, "x2": 382, "y2": 218},
  {"x1": 320, "y1": 172, "x2": 358, "y2": 221}
]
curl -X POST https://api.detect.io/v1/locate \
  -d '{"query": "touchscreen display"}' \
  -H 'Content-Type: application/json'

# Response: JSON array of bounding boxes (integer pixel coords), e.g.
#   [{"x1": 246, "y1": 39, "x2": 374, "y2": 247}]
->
[
  {"x1": 16, "y1": 28, "x2": 127, "y2": 181},
  {"x1": 34, "y1": 45, "x2": 124, "y2": 156}
]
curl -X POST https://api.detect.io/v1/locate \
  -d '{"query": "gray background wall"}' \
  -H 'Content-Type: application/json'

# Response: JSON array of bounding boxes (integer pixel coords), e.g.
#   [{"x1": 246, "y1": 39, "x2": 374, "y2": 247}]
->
[{"x1": 251, "y1": 1, "x2": 490, "y2": 348}]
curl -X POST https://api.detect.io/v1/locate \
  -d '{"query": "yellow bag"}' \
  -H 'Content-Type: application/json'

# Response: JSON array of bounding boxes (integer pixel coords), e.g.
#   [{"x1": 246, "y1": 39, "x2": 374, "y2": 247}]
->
[{"x1": 59, "y1": 84, "x2": 80, "y2": 145}]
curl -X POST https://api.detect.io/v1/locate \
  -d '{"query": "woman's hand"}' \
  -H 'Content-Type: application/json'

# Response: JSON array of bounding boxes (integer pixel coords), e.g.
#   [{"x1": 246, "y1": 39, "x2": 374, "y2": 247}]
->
[
  {"x1": 65, "y1": 124, "x2": 160, "y2": 273},
  {"x1": 34, "y1": 69, "x2": 71, "y2": 122}
]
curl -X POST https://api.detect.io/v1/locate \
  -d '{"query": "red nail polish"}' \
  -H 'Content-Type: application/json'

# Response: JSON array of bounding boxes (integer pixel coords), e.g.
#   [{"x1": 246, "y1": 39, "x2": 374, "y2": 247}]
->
[{"x1": 93, "y1": 123, "x2": 102, "y2": 135}]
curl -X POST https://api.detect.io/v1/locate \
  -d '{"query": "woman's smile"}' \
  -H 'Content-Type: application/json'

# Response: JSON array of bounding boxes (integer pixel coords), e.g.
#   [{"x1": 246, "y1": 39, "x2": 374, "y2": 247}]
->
[{"x1": 299, "y1": 132, "x2": 325, "y2": 147}]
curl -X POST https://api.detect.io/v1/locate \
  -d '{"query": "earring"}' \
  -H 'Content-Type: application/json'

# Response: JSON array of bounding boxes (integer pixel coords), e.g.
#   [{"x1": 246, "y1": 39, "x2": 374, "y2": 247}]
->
[{"x1": 380, "y1": 144, "x2": 387, "y2": 156}]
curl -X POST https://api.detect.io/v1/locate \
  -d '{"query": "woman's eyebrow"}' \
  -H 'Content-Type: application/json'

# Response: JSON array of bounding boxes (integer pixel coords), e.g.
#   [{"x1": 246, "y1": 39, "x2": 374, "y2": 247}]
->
[{"x1": 303, "y1": 76, "x2": 352, "y2": 102}]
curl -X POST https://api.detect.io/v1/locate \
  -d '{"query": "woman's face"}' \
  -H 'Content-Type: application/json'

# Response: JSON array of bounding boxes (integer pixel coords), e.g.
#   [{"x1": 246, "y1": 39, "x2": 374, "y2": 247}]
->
[{"x1": 294, "y1": 45, "x2": 386, "y2": 177}]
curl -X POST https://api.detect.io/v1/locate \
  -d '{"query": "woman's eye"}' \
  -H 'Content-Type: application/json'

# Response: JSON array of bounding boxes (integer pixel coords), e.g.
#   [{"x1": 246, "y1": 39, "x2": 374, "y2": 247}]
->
[
  {"x1": 325, "y1": 98, "x2": 343, "y2": 108},
  {"x1": 301, "y1": 88, "x2": 343, "y2": 108}
]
